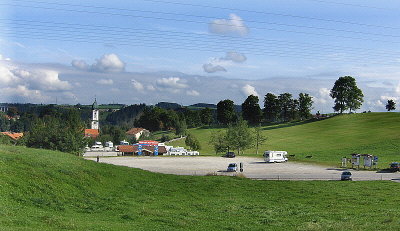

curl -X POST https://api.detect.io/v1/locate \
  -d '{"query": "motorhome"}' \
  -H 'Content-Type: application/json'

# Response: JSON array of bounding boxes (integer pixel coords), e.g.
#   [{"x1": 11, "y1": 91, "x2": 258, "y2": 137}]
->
[{"x1": 263, "y1": 151, "x2": 288, "y2": 163}]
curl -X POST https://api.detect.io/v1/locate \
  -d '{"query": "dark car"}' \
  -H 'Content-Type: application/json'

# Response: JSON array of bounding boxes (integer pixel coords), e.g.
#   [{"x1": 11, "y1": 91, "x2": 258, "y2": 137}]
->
[
  {"x1": 341, "y1": 171, "x2": 352, "y2": 181},
  {"x1": 389, "y1": 162, "x2": 400, "y2": 172},
  {"x1": 225, "y1": 152, "x2": 236, "y2": 158}
]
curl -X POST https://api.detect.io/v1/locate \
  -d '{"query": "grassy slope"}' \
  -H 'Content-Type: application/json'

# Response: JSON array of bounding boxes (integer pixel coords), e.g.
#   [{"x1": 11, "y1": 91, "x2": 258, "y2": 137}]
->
[
  {"x1": 169, "y1": 113, "x2": 400, "y2": 166},
  {"x1": 1, "y1": 145, "x2": 400, "y2": 230}
]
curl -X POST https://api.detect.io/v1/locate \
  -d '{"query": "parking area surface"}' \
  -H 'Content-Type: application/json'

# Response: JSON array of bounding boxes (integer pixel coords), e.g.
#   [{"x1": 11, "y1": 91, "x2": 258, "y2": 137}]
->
[{"x1": 86, "y1": 156, "x2": 400, "y2": 181}]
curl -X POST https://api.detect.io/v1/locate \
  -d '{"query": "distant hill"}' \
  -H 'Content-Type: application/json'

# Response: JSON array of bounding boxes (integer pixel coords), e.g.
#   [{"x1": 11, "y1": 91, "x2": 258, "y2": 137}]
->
[
  {"x1": 189, "y1": 103, "x2": 217, "y2": 109},
  {"x1": 155, "y1": 102, "x2": 182, "y2": 110}
]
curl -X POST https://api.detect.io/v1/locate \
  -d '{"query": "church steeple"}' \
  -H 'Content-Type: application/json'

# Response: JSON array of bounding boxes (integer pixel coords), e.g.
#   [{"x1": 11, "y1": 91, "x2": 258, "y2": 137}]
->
[{"x1": 91, "y1": 98, "x2": 99, "y2": 130}]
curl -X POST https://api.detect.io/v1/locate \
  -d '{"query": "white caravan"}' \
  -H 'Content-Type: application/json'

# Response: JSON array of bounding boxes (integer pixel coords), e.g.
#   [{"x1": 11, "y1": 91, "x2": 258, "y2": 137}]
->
[{"x1": 263, "y1": 151, "x2": 288, "y2": 163}]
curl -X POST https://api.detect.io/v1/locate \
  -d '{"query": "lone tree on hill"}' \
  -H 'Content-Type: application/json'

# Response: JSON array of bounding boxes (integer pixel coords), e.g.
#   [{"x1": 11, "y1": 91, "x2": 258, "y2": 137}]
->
[
  {"x1": 386, "y1": 99, "x2": 396, "y2": 111},
  {"x1": 242, "y1": 95, "x2": 262, "y2": 125},
  {"x1": 217, "y1": 99, "x2": 237, "y2": 125},
  {"x1": 226, "y1": 118, "x2": 253, "y2": 155},
  {"x1": 185, "y1": 133, "x2": 201, "y2": 150},
  {"x1": 330, "y1": 76, "x2": 364, "y2": 113}
]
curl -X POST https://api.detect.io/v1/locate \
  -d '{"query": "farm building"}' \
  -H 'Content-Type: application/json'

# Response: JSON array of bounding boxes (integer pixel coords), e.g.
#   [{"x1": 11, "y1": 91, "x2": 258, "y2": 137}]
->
[{"x1": 126, "y1": 128, "x2": 150, "y2": 140}]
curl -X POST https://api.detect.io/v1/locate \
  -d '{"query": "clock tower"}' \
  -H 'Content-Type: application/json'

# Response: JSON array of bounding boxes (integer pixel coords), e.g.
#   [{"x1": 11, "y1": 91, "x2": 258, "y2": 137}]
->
[{"x1": 91, "y1": 98, "x2": 99, "y2": 130}]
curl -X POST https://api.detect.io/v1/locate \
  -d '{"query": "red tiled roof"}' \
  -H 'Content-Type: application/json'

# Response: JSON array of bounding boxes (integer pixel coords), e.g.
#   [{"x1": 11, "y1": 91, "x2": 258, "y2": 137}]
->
[
  {"x1": 84, "y1": 129, "x2": 99, "y2": 138},
  {"x1": 126, "y1": 127, "x2": 146, "y2": 135},
  {"x1": 118, "y1": 145, "x2": 136, "y2": 153},
  {"x1": 0, "y1": 132, "x2": 24, "y2": 140}
]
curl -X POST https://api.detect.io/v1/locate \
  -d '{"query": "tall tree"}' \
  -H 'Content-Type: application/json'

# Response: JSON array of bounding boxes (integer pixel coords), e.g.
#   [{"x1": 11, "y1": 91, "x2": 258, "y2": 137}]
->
[
  {"x1": 210, "y1": 130, "x2": 229, "y2": 154},
  {"x1": 200, "y1": 107, "x2": 213, "y2": 125},
  {"x1": 386, "y1": 99, "x2": 396, "y2": 111},
  {"x1": 226, "y1": 118, "x2": 253, "y2": 155},
  {"x1": 278, "y1": 93, "x2": 293, "y2": 122},
  {"x1": 217, "y1": 99, "x2": 237, "y2": 125},
  {"x1": 242, "y1": 95, "x2": 263, "y2": 125},
  {"x1": 263, "y1": 93, "x2": 278, "y2": 122},
  {"x1": 185, "y1": 133, "x2": 201, "y2": 150},
  {"x1": 330, "y1": 76, "x2": 364, "y2": 113},
  {"x1": 254, "y1": 125, "x2": 268, "y2": 156},
  {"x1": 175, "y1": 119, "x2": 187, "y2": 137},
  {"x1": 298, "y1": 93, "x2": 313, "y2": 120}
]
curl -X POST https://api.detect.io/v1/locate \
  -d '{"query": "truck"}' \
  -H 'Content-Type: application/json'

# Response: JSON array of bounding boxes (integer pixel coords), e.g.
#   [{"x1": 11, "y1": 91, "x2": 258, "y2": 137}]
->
[{"x1": 263, "y1": 151, "x2": 288, "y2": 163}]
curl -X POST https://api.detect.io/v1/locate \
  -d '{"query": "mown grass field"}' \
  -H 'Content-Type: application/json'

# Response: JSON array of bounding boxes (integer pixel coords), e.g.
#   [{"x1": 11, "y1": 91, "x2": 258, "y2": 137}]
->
[
  {"x1": 169, "y1": 113, "x2": 400, "y2": 166},
  {"x1": 1, "y1": 145, "x2": 400, "y2": 230}
]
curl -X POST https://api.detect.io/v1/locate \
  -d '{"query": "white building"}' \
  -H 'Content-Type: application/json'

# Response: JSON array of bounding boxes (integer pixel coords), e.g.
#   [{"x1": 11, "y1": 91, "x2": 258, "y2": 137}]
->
[{"x1": 91, "y1": 98, "x2": 99, "y2": 130}]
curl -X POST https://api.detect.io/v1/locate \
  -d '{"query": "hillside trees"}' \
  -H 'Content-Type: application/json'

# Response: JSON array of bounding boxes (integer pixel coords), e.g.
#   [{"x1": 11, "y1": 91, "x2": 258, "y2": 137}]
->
[
  {"x1": 217, "y1": 99, "x2": 237, "y2": 125},
  {"x1": 298, "y1": 93, "x2": 313, "y2": 120},
  {"x1": 200, "y1": 107, "x2": 213, "y2": 125},
  {"x1": 263, "y1": 93, "x2": 279, "y2": 122},
  {"x1": 26, "y1": 109, "x2": 86, "y2": 155},
  {"x1": 242, "y1": 95, "x2": 262, "y2": 125},
  {"x1": 330, "y1": 76, "x2": 364, "y2": 113},
  {"x1": 386, "y1": 100, "x2": 396, "y2": 111}
]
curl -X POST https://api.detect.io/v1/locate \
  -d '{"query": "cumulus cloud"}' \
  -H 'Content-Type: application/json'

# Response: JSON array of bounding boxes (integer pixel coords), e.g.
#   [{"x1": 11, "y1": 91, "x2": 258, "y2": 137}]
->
[
  {"x1": 223, "y1": 51, "x2": 247, "y2": 63},
  {"x1": 241, "y1": 84, "x2": 258, "y2": 97},
  {"x1": 203, "y1": 63, "x2": 227, "y2": 73},
  {"x1": 203, "y1": 51, "x2": 246, "y2": 73},
  {"x1": 72, "y1": 53, "x2": 125, "y2": 73},
  {"x1": 186, "y1": 90, "x2": 200, "y2": 96},
  {"x1": 71, "y1": 60, "x2": 89, "y2": 70},
  {"x1": 209, "y1": 14, "x2": 249, "y2": 36},
  {"x1": 147, "y1": 85, "x2": 156, "y2": 91},
  {"x1": 96, "y1": 79, "x2": 114, "y2": 85},
  {"x1": 131, "y1": 79, "x2": 144, "y2": 91},
  {"x1": 92, "y1": 53, "x2": 125, "y2": 72},
  {"x1": 3, "y1": 85, "x2": 49, "y2": 103},
  {"x1": 156, "y1": 77, "x2": 188, "y2": 89}
]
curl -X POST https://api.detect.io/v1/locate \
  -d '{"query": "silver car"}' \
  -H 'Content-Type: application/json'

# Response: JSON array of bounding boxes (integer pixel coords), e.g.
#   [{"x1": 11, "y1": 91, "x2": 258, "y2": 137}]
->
[{"x1": 227, "y1": 163, "x2": 237, "y2": 172}]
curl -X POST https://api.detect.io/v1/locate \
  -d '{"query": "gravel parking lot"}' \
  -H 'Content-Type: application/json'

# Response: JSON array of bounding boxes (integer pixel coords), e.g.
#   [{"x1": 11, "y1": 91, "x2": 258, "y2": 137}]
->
[{"x1": 86, "y1": 156, "x2": 400, "y2": 181}]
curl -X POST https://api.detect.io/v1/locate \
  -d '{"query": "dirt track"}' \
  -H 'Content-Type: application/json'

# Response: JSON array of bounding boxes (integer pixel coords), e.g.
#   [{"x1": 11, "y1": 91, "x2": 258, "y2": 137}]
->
[{"x1": 86, "y1": 156, "x2": 400, "y2": 181}]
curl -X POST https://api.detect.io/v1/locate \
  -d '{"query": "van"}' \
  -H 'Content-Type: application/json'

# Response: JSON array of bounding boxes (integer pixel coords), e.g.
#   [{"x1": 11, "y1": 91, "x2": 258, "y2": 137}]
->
[{"x1": 263, "y1": 151, "x2": 288, "y2": 163}]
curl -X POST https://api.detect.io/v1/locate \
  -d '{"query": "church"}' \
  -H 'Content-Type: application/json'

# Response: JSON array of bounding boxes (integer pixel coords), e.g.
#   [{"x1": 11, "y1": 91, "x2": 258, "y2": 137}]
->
[{"x1": 84, "y1": 99, "x2": 100, "y2": 139}]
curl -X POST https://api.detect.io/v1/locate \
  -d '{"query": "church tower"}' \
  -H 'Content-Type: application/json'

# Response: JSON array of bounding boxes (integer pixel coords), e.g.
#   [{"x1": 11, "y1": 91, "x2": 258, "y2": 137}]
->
[{"x1": 91, "y1": 98, "x2": 99, "y2": 130}]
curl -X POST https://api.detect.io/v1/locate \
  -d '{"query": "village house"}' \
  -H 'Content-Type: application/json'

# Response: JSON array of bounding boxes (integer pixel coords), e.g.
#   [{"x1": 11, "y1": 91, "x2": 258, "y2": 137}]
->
[
  {"x1": 0, "y1": 132, "x2": 24, "y2": 141},
  {"x1": 126, "y1": 128, "x2": 150, "y2": 140}
]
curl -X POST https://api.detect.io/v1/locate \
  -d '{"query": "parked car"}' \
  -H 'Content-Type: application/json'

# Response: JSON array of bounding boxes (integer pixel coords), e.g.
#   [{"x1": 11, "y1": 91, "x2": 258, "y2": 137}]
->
[
  {"x1": 389, "y1": 162, "x2": 400, "y2": 172},
  {"x1": 227, "y1": 163, "x2": 237, "y2": 172},
  {"x1": 341, "y1": 171, "x2": 352, "y2": 181},
  {"x1": 225, "y1": 152, "x2": 236, "y2": 158}
]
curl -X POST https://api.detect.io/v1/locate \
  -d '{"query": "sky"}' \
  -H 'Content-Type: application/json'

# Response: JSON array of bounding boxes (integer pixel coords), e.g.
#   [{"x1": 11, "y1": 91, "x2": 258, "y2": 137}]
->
[{"x1": 1, "y1": 0, "x2": 400, "y2": 113}]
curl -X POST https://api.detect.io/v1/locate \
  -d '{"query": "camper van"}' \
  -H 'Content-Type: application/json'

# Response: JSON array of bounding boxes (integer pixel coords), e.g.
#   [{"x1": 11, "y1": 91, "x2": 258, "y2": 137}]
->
[{"x1": 263, "y1": 151, "x2": 288, "y2": 163}]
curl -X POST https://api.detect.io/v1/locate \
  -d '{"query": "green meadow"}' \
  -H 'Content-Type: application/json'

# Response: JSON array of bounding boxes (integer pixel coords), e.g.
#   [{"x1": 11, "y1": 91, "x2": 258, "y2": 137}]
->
[
  {"x1": 169, "y1": 113, "x2": 400, "y2": 166},
  {"x1": 1, "y1": 145, "x2": 400, "y2": 230}
]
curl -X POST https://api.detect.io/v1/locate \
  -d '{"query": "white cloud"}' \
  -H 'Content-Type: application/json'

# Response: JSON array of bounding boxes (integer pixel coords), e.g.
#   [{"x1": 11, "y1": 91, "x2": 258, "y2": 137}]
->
[
  {"x1": 209, "y1": 14, "x2": 249, "y2": 36},
  {"x1": 92, "y1": 53, "x2": 125, "y2": 72},
  {"x1": 241, "y1": 84, "x2": 258, "y2": 97},
  {"x1": 186, "y1": 90, "x2": 200, "y2": 96},
  {"x1": 23, "y1": 69, "x2": 71, "y2": 91},
  {"x1": 223, "y1": 51, "x2": 247, "y2": 63},
  {"x1": 71, "y1": 60, "x2": 89, "y2": 70},
  {"x1": 0, "y1": 64, "x2": 16, "y2": 84},
  {"x1": 203, "y1": 63, "x2": 227, "y2": 73},
  {"x1": 395, "y1": 82, "x2": 400, "y2": 94},
  {"x1": 2, "y1": 85, "x2": 49, "y2": 103},
  {"x1": 131, "y1": 79, "x2": 144, "y2": 91},
  {"x1": 96, "y1": 79, "x2": 114, "y2": 85},
  {"x1": 0, "y1": 54, "x2": 11, "y2": 61},
  {"x1": 147, "y1": 85, "x2": 156, "y2": 91},
  {"x1": 156, "y1": 77, "x2": 188, "y2": 89},
  {"x1": 72, "y1": 54, "x2": 125, "y2": 73},
  {"x1": 203, "y1": 51, "x2": 246, "y2": 73}
]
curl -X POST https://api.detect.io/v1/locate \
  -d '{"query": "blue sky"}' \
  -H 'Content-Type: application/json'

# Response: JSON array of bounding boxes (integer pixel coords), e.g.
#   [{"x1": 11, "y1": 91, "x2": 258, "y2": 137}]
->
[{"x1": 1, "y1": 0, "x2": 400, "y2": 112}]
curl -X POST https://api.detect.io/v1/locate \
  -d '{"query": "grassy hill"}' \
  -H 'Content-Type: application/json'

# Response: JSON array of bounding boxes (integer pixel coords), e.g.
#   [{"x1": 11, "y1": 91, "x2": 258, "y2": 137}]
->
[
  {"x1": 1, "y1": 145, "x2": 400, "y2": 230},
  {"x1": 169, "y1": 113, "x2": 400, "y2": 166}
]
